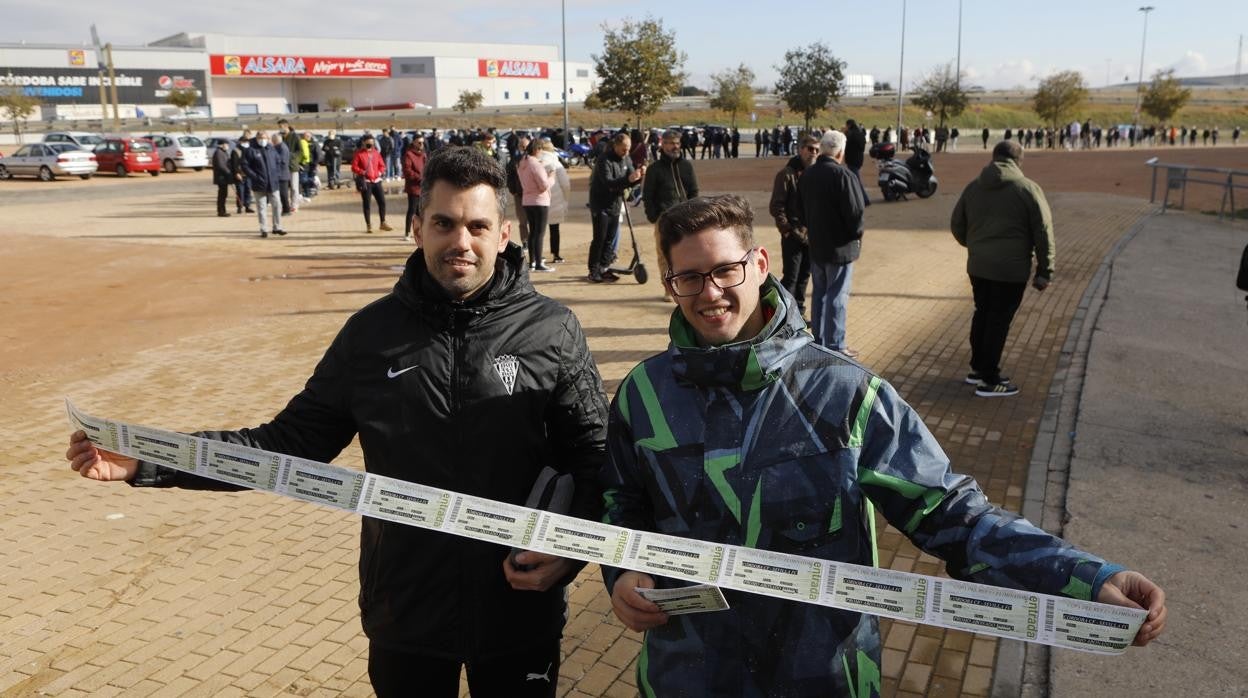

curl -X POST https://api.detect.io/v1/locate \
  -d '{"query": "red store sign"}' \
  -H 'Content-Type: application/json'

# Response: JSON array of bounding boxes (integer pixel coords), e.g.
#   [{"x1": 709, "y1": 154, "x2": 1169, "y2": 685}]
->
[
  {"x1": 209, "y1": 55, "x2": 391, "y2": 78},
  {"x1": 477, "y1": 59, "x2": 549, "y2": 79}
]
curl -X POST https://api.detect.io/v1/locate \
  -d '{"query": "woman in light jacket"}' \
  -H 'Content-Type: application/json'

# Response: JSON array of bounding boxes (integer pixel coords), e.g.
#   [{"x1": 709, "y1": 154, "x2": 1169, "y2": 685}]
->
[
  {"x1": 538, "y1": 139, "x2": 571, "y2": 263},
  {"x1": 518, "y1": 139, "x2": 555, "y2": 271}
]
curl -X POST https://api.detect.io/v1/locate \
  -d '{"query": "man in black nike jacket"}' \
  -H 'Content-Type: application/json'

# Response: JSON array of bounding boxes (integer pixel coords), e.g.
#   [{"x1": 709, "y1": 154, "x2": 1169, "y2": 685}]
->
[{"x1": 66, "y1": 146, "x2": 609, "y2": 698}]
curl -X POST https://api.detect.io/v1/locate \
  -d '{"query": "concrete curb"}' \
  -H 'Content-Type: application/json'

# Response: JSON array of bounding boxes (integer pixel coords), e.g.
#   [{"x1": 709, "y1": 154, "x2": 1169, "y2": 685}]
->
[{"x1": 989, "y1": 209, "x2": 1157, "y2": 698}]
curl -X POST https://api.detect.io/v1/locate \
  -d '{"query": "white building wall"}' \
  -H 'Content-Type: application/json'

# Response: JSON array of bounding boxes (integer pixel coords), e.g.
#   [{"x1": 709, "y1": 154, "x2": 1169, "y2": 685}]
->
[{"x1": 434, "y1": 57, "x2": 596, "y2": 108}]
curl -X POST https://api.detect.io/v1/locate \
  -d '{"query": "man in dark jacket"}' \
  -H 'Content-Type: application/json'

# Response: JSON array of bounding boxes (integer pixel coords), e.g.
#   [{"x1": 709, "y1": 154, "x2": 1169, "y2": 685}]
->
[
  {"x1": 798, "y1": 130, "x2": 865, "y2": 356},
  {"x1": 844, "y1": 119, "x2": 870, "y2": 205},
  {"x1": 322, "y1": 129, "x2": 342, "y2": 189},
  {"x1": 587, "y1": 132, "x2": 643, "y2": 283},
  {"x1": 242, "y1": 130, "x2": 285, "y2": 237},
  {"x1": 643, "y1": 129, "x2": 699, "y2": 295},
  {"x1": 768, "y1": 133, "x2": 818, "y2": 318},
  {"x1": 66, "y1": 146, "x2": 609, "y2": 698},
  {"x1": 211, "y1": 140, "x2": 233, "y2": 218},
  {"x1": 950, "y1": 140, "x2": 1054, "y2": 397},
  {"x1": 229, "y1": 129, "x2": 253, "y2": 214}
]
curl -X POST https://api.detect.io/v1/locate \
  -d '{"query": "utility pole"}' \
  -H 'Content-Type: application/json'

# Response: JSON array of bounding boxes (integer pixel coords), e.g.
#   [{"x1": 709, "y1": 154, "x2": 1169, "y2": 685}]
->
[
  {"x1": 1237, "y1": 34, "x2": 1243, "y2": 86},
  {"x1": 1132, "y1": 6, "x2": 1154, "y2": 127},
  {"x1": 896, "y1": 0, "x2": 906, "y2": 138},
  {"x1": 105, "y1": 42, "x2": 119, "y2": 129},
  {"x1": 89, "y1": 25, "x2": 107, "y2": 125}
]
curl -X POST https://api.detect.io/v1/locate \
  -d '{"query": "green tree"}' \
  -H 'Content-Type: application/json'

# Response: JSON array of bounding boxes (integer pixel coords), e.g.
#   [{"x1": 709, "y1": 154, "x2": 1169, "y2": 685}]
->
[
  {"x1": 591, "y1": 16, "x2": 686, "y2": 130},
  {"x1": 709, "y1": 64, "x2": 756, "y2": 127},
  {"x1": 910, "y1": 62, "x2": 969, "y2": 128},
  {"x1": 453, "y1": 90, "x2": 484, "y2": 115},
  {"x1": 1032, "y1": 70, "x2": 1088, "y2": 132},
  {"x1": 0, "y1": 85, "x2": 39, "y2": 141},
  {"x1": 774, "y1": 42, "x2": 845, "y2": 131},
  {"x1": 582, "y1": 88, "x2": 607, "y2": 121},
  {"x1": 1140, "y1": 69, "x2": 1192, "y2": 125},
  {"x1": 164, "y1": 87, "x2": 199, "y2": 132}
]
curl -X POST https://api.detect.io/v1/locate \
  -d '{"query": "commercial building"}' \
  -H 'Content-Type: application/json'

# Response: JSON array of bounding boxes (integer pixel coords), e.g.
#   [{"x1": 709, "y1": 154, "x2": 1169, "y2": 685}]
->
[{"x1": 0, "y1": 32, "x2": 598, "y2": 120}]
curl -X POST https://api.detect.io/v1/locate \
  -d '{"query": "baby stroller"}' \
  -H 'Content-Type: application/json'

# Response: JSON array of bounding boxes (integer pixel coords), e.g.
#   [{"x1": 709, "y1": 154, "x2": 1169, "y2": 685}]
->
[{"x1": 299, "y1": 167, "x2": 319, "y2": 199}]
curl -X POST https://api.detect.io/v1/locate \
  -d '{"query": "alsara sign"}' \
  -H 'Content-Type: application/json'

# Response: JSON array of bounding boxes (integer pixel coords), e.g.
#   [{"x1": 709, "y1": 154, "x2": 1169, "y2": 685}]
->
[
  {"x1": 209, "y1": 55, "x2": 391, "y2": 78},
  {"x1": 477, "y1": 59, "x2": 549, "y2": 79}
]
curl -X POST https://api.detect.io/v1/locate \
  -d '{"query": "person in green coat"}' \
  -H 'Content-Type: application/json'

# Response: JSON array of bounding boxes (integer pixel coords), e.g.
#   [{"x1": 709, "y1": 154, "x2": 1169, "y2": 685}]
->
[{"x1": 951, "y1": 140, "x2": 1054, "y2": 397}]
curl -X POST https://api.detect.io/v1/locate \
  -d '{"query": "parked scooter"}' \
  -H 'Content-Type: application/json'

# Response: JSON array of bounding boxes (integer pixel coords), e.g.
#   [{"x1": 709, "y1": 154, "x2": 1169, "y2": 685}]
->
[{"x1": 870, "y1": 142, "x2": 937, "y2": 201}]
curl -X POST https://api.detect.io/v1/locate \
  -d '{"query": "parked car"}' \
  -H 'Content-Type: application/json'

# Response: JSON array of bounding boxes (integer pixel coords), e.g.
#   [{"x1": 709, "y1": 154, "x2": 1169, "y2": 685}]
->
[
  {"x1": 43, "y1": 131, "x2": 106, "y2": 150},
  {"x1": 94, "y1": 137, "x2": 161, "y2": 177},
  {"x1": 143, "y1": 134, "x2": 209, "y2": 172},
  {"x1": 203, "y1": 136, "x2": 236, "y2": 151},
  {"x1": 0, "y1": 142, "x2": 98, "y2": 180}
]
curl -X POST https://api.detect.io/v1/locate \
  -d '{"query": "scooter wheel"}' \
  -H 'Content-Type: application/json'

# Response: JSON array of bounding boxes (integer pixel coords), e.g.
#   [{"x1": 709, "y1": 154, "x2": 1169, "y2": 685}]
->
[
  {"x1": 635, "y1": 263, "x2": 649, "y2": 285},
  {"x1": 916, "y1": 180, "x2": 938, "y2": 198},
  {"x1": 881, "y1": 188, "x2": 896, "y2": 202}
]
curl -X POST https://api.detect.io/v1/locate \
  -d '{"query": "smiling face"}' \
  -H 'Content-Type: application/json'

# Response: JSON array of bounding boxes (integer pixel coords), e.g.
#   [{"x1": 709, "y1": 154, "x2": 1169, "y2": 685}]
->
[
  {"x1": 667, "y1": 227, "x2": 770, "y2": 347},
  {"x1": 413, "y1": 181, "x2": 511, "y2": 300}
]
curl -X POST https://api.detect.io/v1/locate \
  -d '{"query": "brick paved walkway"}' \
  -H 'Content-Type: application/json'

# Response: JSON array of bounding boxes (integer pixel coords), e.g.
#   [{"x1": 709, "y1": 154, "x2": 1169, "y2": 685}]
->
[{"x1": 0, "y1": 172, "x2": 1151, "y2": 697}]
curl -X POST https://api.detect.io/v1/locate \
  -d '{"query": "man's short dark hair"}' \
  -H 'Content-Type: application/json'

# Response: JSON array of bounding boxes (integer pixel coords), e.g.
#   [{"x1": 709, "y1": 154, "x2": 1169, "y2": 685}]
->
[
  {"x1": 657, "y1": 195, "x2": 757, "y2": 268},
  {"x1": 798, "y1": 134, "x2": 819, "y2": 149},
  {"x1": 992, "y1": 140, "x2": 1023, "y2": 163},
  {"x1": 419, "y1": 146, "x2": 508, "y2": 219}
]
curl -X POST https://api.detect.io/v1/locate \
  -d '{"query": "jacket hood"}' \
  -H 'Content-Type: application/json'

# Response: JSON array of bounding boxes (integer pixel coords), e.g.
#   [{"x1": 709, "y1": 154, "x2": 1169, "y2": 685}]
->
[
  {"x1": 977, "y1": 159, "x2": 1024, "y2": 189},
  {"x1": 666, "y1": 276, "x2": 810, "y2": 391},
  {"x1": 393, "y1": 241, "x2": 533, "y2": 314}
]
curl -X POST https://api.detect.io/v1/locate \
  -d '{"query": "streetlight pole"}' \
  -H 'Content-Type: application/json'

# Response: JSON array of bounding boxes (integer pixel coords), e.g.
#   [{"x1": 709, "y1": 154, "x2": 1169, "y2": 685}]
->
[
  {"x1": 561, "y1": 0, "x2": 569, "y2": 147},
  {"x1": 955, "y1": 0, "x2": 962, "y2": 91},
  {"x1": 896, "y1": 0, "x2": 906, "y2": 138},
  {"x1": 1132, "y1": 5, "x2": 1154, "y2": 126}
]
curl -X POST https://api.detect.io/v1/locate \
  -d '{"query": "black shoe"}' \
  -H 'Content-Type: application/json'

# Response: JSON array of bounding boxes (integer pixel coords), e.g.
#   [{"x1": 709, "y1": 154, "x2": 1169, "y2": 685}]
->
[
  {"x1": 217, "y1": 212, "x2": 231, "y2": 217},
  {"x1": 552, "y1": 256, "x2": 565, "y2": 263},
  {"x1": 273, "y1": 229, "x2": 288, "y2": 236},
  {"x1": 260, "y1": 231, "x2": 268, "y2": 238},
  {"x1": 975, "y1": 380, "x2": 1020, "y2": 398},
  {"x1": 601, "y1": 270, "x2": 621, "y2": 282},
  {"x1": 244, "y1": 207, "x2": 255, "y2": 213},
  {"x1": 965, "y1": 372, "x2": 1010, "y2": 385},
  {"x1": 587, "y1": 272, "x2": 604, "y2": 283},
  {"x1": 533, "y1": 263, "x2": 555, "y2": 273}
]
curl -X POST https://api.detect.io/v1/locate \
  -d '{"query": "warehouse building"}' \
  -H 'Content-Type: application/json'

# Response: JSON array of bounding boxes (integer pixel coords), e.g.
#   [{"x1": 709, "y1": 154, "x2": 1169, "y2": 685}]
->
[{"x1": 0, "y1": 32, "x2": 598, "y2": 119}]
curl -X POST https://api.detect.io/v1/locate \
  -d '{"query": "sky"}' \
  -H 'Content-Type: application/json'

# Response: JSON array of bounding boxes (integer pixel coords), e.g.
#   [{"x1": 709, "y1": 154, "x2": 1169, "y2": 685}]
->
[{"x1": 1, "y1": 0, "x2": 1245, "y2": 90}]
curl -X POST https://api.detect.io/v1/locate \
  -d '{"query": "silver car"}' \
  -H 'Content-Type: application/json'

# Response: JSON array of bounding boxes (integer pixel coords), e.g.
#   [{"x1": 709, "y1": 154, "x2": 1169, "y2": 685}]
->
[{"x1": 0, "y1": 143, "x2": 99, "y2": 181}]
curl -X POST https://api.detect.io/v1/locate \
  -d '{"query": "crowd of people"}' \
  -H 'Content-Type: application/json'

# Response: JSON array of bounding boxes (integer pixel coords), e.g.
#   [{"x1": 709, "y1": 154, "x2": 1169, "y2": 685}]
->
[{"x1": 72, "y1": 130, "x2": 1169, "y2": 697}]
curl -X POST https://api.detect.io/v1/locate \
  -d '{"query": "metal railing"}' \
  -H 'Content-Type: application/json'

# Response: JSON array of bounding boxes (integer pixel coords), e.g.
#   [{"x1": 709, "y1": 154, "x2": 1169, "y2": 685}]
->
[{"x1": 1146, "y1": 158, "x2": 1248, "y2": 224}]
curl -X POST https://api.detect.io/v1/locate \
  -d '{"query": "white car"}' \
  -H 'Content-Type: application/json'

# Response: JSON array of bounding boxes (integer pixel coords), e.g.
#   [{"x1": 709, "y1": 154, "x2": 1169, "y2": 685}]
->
[
  {"x1": 0, "y1": 143, "x2": 98, "y2": 180},
  {"x1": 144, "y1": 134, "x2": 208, "y2": 172},
  {"x1": 43, "y1": 131, "x2": 106, "y2": 150}
]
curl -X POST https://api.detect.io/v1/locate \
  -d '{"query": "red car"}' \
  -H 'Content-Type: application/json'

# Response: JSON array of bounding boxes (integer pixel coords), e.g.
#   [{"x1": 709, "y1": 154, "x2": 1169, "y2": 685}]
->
[{"x1": 93, "y1": 137, "x2": 161, "y2": 177}]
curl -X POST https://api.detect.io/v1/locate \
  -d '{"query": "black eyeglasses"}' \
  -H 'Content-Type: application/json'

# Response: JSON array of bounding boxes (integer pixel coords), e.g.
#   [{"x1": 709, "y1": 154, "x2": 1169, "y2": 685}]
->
[
  {"x1": 803, "y1": 145, "x2": 819, "y2": 153},
  {"x1": 665, "y1": 249, "x2": 756, "y2": 297}
]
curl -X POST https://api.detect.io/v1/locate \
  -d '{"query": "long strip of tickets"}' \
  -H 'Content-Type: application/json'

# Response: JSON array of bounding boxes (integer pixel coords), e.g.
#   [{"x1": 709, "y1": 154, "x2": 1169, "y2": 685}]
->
[{"x1": 66, "y1": 401, "x2": 1145, "y2": 655}]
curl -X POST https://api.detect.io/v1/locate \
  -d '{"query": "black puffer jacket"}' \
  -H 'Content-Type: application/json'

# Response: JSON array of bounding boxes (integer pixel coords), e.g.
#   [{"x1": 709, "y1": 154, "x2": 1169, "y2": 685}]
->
[{"x1": 133, "y1": 243, "x2": 609, "y2": 658}]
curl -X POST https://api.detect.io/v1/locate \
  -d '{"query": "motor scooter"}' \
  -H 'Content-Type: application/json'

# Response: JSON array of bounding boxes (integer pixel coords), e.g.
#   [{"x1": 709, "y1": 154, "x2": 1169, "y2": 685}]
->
[{"x1": 870, "y1": 142, "x2": 937, "y2": 201}]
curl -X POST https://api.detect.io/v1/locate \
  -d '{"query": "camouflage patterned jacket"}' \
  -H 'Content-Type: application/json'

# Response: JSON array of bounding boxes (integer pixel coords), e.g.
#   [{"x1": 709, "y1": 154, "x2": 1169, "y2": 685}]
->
[{"x1": 601, "y1": 277, "x2": 1123, "y2": 697}]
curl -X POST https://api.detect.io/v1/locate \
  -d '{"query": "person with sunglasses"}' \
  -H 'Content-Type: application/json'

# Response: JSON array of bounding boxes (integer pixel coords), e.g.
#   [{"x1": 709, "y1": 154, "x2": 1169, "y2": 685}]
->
[
  {"x1": 601, "y1": 194, "x2": 1167, "y2": 697},
  {"x1": 767, "y1": 133, "x2": 818, "y2": 319}
]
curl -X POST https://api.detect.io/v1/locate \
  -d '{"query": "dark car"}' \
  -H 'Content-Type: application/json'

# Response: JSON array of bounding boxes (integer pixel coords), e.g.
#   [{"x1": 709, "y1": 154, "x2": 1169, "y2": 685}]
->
[{"x1": 94, "y1": 137, "x2": 162, "y2": 177}]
